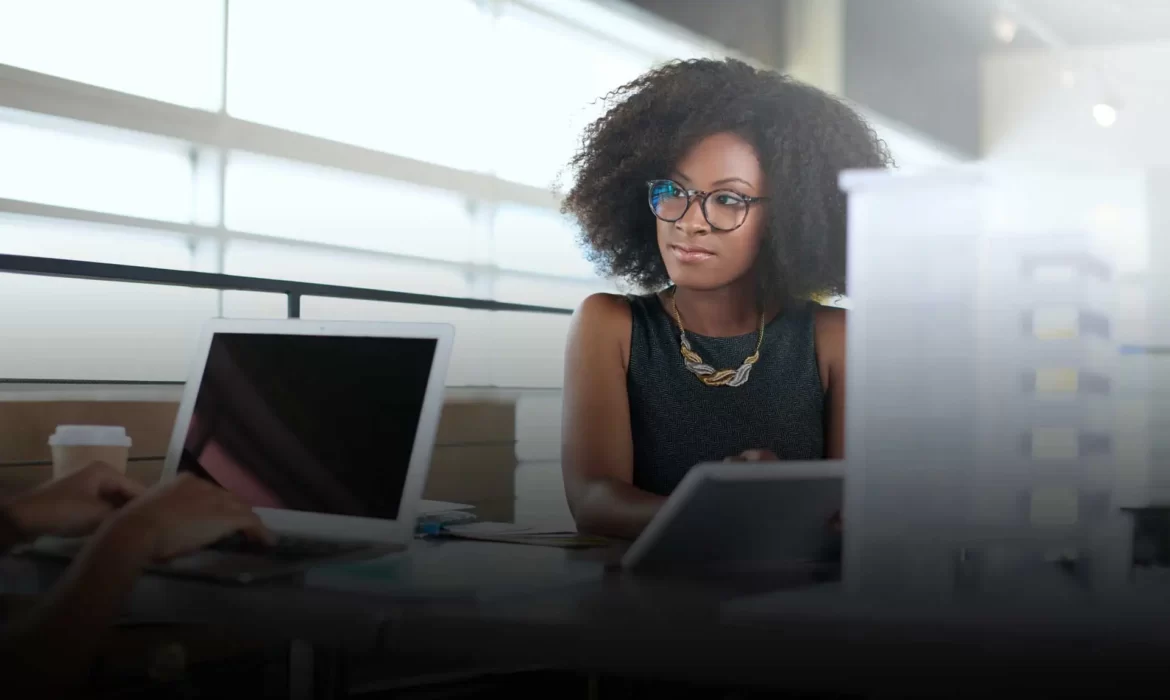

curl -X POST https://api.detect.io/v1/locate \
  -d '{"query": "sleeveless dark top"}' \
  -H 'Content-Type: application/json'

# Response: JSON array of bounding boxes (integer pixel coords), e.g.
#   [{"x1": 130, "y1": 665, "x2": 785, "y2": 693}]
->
[{"x1": 626, "y1": 294, "x2": 826, "y2": 496}]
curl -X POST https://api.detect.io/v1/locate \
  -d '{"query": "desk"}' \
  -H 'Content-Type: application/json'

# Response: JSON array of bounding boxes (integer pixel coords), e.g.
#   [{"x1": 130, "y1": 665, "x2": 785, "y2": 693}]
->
[{"x1": 6, "y1": 537, "x2": 1170, "y2": 698}]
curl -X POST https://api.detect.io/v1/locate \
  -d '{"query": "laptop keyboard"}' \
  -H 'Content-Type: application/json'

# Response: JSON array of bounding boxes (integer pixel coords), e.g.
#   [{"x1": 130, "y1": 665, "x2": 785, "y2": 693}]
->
[{"x1": 208, "y1": 533, "x2": 368, "y2": 560}]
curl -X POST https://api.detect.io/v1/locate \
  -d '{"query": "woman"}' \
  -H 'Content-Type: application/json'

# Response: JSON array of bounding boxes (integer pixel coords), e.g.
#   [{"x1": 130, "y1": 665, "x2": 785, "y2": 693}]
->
[{"x1": 561, "y1": 58, "x2": 891, "y2": 539}]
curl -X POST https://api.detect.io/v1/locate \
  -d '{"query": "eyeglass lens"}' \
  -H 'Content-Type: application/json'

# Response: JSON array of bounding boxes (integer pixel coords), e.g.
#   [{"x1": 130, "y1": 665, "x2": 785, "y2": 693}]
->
[{"x1": 648, "y1": 180, "x2": 750, "y2": 231}]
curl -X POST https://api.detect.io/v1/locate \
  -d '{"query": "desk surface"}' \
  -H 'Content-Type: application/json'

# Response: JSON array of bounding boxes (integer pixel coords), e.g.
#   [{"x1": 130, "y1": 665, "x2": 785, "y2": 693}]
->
[
  {"x1": 6, "y1": 535, "x2": 1170, "y2": 694},
  {"x1": 5, "y1": 386, "x2": 1170, "y2": 690}
]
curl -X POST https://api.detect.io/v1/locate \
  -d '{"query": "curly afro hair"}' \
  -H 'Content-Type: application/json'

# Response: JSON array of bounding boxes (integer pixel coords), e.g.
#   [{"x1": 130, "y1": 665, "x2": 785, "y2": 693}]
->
[{"x1": 562, "y1": 58, "x2": 892, "y2": 304}]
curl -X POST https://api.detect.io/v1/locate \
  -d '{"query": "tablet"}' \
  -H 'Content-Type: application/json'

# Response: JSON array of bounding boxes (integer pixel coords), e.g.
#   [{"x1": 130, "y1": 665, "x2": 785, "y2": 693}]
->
[{"x1": 620, "y1": 461, "x2": 845, "y2": 576}]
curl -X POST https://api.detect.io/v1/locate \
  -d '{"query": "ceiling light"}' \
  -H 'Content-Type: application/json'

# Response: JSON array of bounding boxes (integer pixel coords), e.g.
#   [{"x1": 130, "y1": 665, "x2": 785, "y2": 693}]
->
[
  {"x1": 993, "y1": 14, "x2": 1018, "y2": 43},
  {"x1": 1060, "y1": 69, "x2": 1077, "y2": 88},
  {"x1": 1093, "y1": 103, "x2": 1118, "y2": 128}
]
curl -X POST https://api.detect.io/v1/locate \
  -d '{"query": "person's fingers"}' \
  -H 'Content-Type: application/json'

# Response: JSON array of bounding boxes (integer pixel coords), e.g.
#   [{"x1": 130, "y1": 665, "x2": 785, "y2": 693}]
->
[
  {"x1": 234, "y1": 513, "x2": 277, "y2": 545},
  {"x1": 213, "y1": 492, "x2": 254, "y2": 515},
  {"x1": 97, "y1": 469, "x2": 147, "y2": 504}
]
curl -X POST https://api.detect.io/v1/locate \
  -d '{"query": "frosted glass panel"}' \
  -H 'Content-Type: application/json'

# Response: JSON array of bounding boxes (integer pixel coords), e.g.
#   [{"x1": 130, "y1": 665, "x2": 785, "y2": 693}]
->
[
  {"x1": 0, "y1": 275, "x2": 217, "y2": 381},
  {"x1": 492, "y1": 204, "x2": 596, "y2": 279},
  {"x1": 225, "y1": 153, "x2": 475, "y2": 263},
  {"x1": 489, "y1": 4, "x2": 652, "y2": 188},
  {"x1": 493, "y1": 274, "x2": 609, "y2": 310},
  {"x1": 0, "y1": 118, "x2": 193, "y2": 222},
  {"x1": 486, "y1": 311, "x2": 572, "y2": 388},
  {"x1": 221, "y1": 291, "x2": 289, "y2": 320},
  {"x1": 0, "y1": 0, "x2": 224, "y2": 109},
  {"x1": 226, "y1": 0, "x2": 491, "y2": 172},
  {"x1": 224, "y1": 239, "x2": 469, "y2": 296},
  {"x1": 0, "y1": 215, "x2": 193, "y2": 269}
]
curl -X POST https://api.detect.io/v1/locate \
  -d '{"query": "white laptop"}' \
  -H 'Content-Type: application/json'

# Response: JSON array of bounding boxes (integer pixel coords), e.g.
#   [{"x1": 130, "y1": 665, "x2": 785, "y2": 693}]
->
[
  {"x1": 620, "y1": 461, "x2": 845, "y2": 578},
  {"x1": 29, "y1": 318, "x2": 454, "y2": 584}
]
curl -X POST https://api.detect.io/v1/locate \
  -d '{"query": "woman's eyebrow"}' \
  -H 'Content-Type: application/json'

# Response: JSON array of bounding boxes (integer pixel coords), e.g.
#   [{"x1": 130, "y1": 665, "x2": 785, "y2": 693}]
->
[{"x1": 712, "y1": 176, "x2": 755, "y2": 190}]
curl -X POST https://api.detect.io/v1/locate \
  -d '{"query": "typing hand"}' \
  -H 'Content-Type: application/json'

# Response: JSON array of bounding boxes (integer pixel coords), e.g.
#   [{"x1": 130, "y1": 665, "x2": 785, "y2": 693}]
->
[
  {"x1": 722, "y1": 449, "x2": 779, "y2": 463},
  {"x1": 2, "y1": 461, "x2": 146, "y2": 542},
  {"x1": 106, "y1": 473, "x2": 276, "y2": 562}
]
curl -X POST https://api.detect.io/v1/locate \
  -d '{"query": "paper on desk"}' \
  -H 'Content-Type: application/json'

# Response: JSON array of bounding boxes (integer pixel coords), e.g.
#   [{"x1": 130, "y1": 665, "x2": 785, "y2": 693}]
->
[
  {"x1": 442, "y1": 523, "x2": 611, "y2": 549},
  {"x1": 417, "y1": 500, "x2": 474, "y2": 515}
]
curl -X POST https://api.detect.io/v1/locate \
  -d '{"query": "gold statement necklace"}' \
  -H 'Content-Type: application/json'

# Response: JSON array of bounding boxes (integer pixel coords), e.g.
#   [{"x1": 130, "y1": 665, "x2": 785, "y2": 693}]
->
[{"x1": 670, "y1": 288, "x2": 765, "y2": 388}]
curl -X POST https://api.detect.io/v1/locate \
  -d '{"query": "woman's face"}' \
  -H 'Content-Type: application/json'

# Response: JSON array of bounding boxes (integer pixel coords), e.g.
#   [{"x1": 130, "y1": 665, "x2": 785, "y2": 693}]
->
[{"x1": 654, "y1": 132, "x2": 768, "y2": 293}]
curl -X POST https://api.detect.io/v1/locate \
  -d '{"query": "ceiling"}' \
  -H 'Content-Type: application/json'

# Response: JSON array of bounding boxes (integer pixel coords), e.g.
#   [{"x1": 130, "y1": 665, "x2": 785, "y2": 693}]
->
[{"x1": 944, "y1": 0, "x2": 1170, "y2": 49}]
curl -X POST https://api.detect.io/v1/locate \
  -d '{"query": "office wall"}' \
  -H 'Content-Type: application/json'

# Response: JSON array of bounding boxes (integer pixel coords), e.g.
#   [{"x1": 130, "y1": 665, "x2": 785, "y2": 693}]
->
[{"x1": 843, "y1": 0, "x2": 983, "y2": 158}]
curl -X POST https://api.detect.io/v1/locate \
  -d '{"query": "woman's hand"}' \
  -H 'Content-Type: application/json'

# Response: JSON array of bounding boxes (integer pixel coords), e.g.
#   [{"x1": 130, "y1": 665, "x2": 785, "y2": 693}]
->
[
  {"x1": 723, "y1": 449, "x2": 779, "y2": 463},
  {"x1": 104, "y1": 473, "x2": 276, "y2": 562},
  {"x1": 2, "y1": 462, "x2": 145, "y2": 542}
]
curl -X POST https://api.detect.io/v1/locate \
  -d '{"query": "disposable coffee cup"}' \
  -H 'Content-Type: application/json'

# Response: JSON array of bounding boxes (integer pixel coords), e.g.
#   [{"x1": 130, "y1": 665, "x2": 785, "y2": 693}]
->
[{"x1": 48, "y1": 425, "x2": 132, "y2": 478}]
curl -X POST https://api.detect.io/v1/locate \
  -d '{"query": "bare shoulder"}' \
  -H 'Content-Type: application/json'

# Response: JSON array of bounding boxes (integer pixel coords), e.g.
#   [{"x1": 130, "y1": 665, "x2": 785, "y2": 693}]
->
[
  {"x1": 812, "y1": 304, "x2": 846, "y2": 382},
  {"x1": 568, "y1": 293, "x2": 633, "y2": 367},
  {"x1": 813, "y1": 304, "x2": 846, "y2": 342},
  {"x1": 571, "y1": 293, "x2": 632, "y2": 337}
]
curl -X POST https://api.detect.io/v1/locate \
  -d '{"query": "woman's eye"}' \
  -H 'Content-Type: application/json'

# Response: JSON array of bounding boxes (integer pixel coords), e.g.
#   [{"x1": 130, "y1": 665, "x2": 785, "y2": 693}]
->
[{"x1": 715, "y1": 193, "x2": 746, "y2": 207}]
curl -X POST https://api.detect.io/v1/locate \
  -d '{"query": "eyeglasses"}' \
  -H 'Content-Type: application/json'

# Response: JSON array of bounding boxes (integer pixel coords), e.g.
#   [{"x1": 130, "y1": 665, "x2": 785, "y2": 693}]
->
[{"x1": 647, "y1": 179, "x2": 769, "y2": 233}]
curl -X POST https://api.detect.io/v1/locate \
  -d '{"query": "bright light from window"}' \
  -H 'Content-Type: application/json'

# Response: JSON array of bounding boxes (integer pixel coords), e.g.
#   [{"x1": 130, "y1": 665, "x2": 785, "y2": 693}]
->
[
  {"x1": 1093, "y1": 103, "x2": 1118, "y2": 128},
  {"x1": 0, "y1": 116, "x2": 193, "y2": 222},
  {"x1": 0, "y1": 214, "x2": 194, "y2": 269},
  {"x1": 224, "y1": 153, "x2": 476, "y2": 263},
  {"x1": 0, "y1": 0, "x2": 224, "y2": 110},
  {"x1": 226, "y1": 0, "x2": 493, "y2": 173},
  {"x1": 492, "y1": 204, "x2": 597, "y2": 279},
  {"x1": 489, "y1": 5, "x2": 654, "y2": 189},
  {"x1": 224, "y1": 239, "x2": 469, "y2": 297}
]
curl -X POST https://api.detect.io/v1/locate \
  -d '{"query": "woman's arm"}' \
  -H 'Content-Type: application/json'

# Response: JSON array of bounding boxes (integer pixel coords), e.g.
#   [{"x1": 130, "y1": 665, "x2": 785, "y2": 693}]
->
[
  {"x1": 815, "y1": 306, "x2": 847, "y2": 459},
  {"x1": 562, "y1": 294, "x2": 665, "y2": 539}
]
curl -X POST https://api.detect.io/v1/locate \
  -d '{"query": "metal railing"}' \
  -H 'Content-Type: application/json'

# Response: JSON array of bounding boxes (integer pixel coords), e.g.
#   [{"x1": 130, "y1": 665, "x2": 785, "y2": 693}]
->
[
  {"x1": 0, "y1": 254, "x2": 575, "y2": 469},
  {"x1": 0, "y1": 254, "x2": 576, "y2": 319}
]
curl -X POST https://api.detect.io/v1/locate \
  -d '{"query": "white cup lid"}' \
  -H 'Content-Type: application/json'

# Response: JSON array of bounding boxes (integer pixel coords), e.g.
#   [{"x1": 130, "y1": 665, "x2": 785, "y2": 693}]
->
[{"x1": 48, "y1": 425, "x2": 132, "y2": 448}]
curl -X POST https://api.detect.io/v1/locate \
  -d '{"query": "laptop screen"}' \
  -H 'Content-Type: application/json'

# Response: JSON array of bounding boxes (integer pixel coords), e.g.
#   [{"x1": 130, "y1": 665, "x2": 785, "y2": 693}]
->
[{"x1": 177, "y1": 332, "x2": 437, "y2": 520}]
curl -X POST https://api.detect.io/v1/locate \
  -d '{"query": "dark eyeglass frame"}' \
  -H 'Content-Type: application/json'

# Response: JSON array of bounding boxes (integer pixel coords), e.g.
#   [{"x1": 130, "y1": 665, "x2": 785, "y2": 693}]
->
[{"x1": 646, "y1": 178, "x2": 770, "y2": 232}]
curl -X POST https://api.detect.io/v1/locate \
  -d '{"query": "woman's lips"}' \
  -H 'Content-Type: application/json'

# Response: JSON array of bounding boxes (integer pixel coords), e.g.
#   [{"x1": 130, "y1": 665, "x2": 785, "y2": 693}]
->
[{"x1": 669, "y1": 244, "x2": 715, "y2": 263}]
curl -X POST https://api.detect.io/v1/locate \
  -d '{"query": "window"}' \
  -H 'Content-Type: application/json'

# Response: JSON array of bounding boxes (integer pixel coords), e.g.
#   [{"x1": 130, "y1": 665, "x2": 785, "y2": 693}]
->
[
  {"x1": 489, "y1": 5, "x2": 654, "y2": 188},
  {"x1": 0, "y1": 216, "x2": 210, "y2": 382},
  {"x1": 0, "y1": 275, "x2": 218, "y2": 381},
  {"x1": 0, "y1": 115, "x2": 193, "y2": 222},
  {"x1": 224, "y1": 239, "x2": 470, "y2": 296},
  {"x1": 0, "y1": 214, "x2": 194, "y2": 270},
  {"x1": 485, "y1": 311, "x2": 573, "y2": 387},
  {"x1": 226, "y1": 0, "x2": 492, "y2": 173},
  {"x1": 0, "y1": 0, "x2": 720, "y2": 385},
  {"x1": 521, "y1": 0, "x2": 720, "y2": 62},
  {"x1": 493, "y1": 274, "x2": 612, "y2": 310},
  {"x1": 492, "y1": 204, "x2": 596, "y2": 279},
  {"x1": 0, "y1": 0, "x2": 223, "y2": 110},
  {"x1": 224, "y1": 153, "x2": 476, "y2": 262}
]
